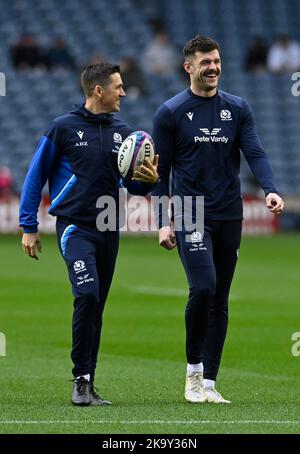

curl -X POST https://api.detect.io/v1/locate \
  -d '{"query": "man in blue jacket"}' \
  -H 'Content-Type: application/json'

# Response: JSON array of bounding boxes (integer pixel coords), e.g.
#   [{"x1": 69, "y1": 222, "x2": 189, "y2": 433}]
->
[
  {"x1": 152, "y1": 35, "x2": 284, "y2": 404},
  {"x1": 19, "y1": 63, "x2": 158, "y2": 406}
]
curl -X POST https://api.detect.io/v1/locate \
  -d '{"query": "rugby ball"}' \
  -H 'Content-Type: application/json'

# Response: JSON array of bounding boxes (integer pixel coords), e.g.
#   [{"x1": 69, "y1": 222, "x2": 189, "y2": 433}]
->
[{"x1": 117, "y1": 130, "x2": 155, "y2": 179}]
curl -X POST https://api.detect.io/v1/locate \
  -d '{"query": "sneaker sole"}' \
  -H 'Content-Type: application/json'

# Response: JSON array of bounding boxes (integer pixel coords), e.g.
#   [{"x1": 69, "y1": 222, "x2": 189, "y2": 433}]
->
[
  {"x1": 71, "y1": 401, "x2": 91, "y2": 406},
  {"x1": 185, "y1": 395, "x2": 207, "y2": 403}
]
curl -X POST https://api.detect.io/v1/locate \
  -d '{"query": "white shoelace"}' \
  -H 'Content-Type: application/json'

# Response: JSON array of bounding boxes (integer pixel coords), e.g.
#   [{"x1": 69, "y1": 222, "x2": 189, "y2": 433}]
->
[{"x1": 189, "y1": 373, "x2": 202, "y2": 393}]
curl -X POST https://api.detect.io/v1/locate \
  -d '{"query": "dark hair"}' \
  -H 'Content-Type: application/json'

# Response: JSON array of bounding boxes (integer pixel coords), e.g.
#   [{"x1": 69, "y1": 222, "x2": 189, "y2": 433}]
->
[
  {"x1": 183, "y1": 35, "x2": 221, "y2": 59},
  {"x1": 81, "y1": 62, "x2": 120, "y2": 97}
]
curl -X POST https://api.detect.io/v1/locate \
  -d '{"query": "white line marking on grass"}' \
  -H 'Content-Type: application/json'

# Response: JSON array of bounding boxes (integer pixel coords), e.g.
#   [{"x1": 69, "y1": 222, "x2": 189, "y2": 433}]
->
[{"x1": 0, "y1": 420, "x2": 300, "y2": 425}]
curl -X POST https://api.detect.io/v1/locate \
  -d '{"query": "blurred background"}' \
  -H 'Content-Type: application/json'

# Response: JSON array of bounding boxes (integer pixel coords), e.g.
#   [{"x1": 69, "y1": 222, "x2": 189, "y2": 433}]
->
[
  {"x1": 0, "y1": 0, "x2": 300, "y2": 233},
  {"x1": 0, "y1": 1, "x2": 300, "y2": 435}
]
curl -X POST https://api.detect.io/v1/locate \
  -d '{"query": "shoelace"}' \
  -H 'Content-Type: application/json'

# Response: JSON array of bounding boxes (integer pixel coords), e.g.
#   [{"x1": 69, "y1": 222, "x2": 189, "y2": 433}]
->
[
  {"x1": 90, "y1": 384, "x2": 102, "y2": 400},
  {"x1": 205, "y1": 387, "x2": 223, "y2": 399},
  {"x1": 71, "y1": 378, "x2": 89, "y2": 396},
  {"x1": 204, "y1": 388, "x2": 222, "y2": 397},
  {"x1": 189, "y1": 373, "x2": 202, "y2": 393}
]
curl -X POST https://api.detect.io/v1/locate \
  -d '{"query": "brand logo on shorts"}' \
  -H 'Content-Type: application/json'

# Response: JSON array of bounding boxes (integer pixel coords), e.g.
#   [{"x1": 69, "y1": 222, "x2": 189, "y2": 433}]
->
[
  {"x1": 76, "y1": 131, "x2": 84, "y2": 139},
  {"x1": 191, "y1": 231, "x2": 203, "y2": 243},
  {"x1": 77, "y1": 273, "x2": 95, "y2": 286},
  {"x1": 220, "y1": 109, "x2": 232, "y2": 121},
  {"x1": 74, "y1": 260, "x2": 86, "y2": 273},
  {"x1": 189, "y1": 231, "x2": 207, "y2": 252}
]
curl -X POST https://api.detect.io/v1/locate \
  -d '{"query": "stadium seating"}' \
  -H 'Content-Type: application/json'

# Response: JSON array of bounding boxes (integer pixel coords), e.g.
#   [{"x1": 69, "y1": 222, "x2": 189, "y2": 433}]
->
[{"x1": 0, "y1": 0, "x2": 299, "y2": 194}]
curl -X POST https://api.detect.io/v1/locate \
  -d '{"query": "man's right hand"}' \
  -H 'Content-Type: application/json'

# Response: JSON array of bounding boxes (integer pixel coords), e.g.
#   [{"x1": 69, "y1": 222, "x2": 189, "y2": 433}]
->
[
  {"x1": 22, "y1": 232, "x2": 42, "y2": 260},
  {"x1": 159, "y1": 226, "x2": 176, "y2": 250}
]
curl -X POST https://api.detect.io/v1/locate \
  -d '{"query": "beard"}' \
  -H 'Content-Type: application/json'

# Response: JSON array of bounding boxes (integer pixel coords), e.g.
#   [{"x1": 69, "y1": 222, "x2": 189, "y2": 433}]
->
[{"x1": 197, "y1": 71, "x2": 219, "y2": 91}]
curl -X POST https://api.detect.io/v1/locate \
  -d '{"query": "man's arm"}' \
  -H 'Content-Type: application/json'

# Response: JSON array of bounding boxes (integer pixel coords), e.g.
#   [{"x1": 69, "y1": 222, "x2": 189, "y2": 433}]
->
[
  {"x1": 19, "y1": 124, "x2": 59, "y2": 258},
  {"x1": 152, "y1": 105, "x2": 177, "y2": 249},
  {"x1": 239, "y1": 100, "x2": 284, "y2": 214}
]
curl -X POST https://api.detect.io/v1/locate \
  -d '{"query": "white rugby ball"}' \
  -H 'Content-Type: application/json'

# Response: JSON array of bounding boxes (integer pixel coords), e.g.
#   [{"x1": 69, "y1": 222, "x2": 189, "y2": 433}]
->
[{"x1": 117, "y1": 130, "x2": 155, "y2": 179}]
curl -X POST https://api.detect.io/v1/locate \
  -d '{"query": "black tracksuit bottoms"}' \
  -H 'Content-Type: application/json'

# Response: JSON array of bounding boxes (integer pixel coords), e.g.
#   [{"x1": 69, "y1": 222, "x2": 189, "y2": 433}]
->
[
  {"x1": 56, "y1": 218, "x2": 119, "y2": 381},
  {"x1": 175, "y1": 220, "x2": 242, "y2": 381}
]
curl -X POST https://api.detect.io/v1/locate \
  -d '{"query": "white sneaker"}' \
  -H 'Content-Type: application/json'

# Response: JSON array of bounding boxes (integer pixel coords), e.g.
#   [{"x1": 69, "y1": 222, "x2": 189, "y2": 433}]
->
[
  {"x1": 204, "y1": 387, "x2": 231, "y2": 404},
  {"x1": 185, "y1": 373, "x2": 206, "y2": 403}
]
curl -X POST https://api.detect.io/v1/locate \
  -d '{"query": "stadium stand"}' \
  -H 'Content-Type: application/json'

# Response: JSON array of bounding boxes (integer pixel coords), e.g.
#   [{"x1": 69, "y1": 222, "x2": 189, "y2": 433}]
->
[{"x1": 0, "y1": 0, "x2": 299, "y2": 196}]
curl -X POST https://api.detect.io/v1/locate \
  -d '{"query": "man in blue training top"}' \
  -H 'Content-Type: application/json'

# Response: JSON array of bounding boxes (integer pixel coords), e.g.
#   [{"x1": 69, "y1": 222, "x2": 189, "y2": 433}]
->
[
  {"x1": 152, "y1": 35, "x2": 284, "y2": 403},
  {"x1": 19, "y1": 63, "x2": 158, "y2": 406}
]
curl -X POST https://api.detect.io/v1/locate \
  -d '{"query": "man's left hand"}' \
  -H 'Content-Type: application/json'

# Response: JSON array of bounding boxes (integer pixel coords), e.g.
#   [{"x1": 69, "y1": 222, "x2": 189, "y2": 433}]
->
[
  {"x1": 132, "y1": 154, "x2": 159, "y2": 184},
  {"x1": 266, "y1": 192, "x2": 284, "y2": 214}
]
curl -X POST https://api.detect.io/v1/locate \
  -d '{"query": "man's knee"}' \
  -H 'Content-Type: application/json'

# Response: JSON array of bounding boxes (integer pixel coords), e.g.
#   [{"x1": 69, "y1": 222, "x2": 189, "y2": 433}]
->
[
  {"x1": 189, "y1": 284, "x2": 215, "y2": 304},
  {"x1": 209, "y1": 296, "x2": 229, "y2": 321},
  {"x1": 73, "y1": 292, "x2": 98, "y2": 310},
  {"x1": 74, "y1": 278, "x2": 99, "y2": 302}
]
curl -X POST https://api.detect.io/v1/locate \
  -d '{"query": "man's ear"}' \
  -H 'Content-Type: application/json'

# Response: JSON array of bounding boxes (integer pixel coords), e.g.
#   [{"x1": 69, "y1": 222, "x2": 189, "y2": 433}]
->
[
  {"x1": 183, "y1": 61, "x2": 192, "y2": 75},
  {"x1": 94, "y1": 84, "x2": 103, "y2": 98}
]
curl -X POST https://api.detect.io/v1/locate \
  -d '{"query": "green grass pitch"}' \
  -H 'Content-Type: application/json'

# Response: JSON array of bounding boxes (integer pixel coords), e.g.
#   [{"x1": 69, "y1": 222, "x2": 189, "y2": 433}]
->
[{"x1": 0, "y1": 233, "x2": 299, "y2": 434}]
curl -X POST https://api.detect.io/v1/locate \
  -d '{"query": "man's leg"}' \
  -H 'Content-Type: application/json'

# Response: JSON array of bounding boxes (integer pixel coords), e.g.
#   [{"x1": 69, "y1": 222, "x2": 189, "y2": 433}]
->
[
  {"x1": 86, "y1": 231, "x2": 119, "y2": 406},
  {"x1": 56, "y1": 221, "x2": 99, "y2": 405},
  {"x1": 203, "y1": 220, "x2": 242, "y2": 402},
  {"x1": 90, "y1": 231, "x2": 119, "y2": 383},
  {"x1": 176, "y1": 226, "x2": 216, "y2": 403}
]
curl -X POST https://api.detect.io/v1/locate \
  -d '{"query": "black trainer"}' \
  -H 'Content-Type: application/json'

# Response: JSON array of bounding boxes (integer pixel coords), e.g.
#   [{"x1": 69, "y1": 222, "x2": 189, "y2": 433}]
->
[
  {"x1": 71, "y1": 377, "x2": 91, "y2": 406},
  {"x1": 90, "y1": 383, "x2": 112, "y2": 406}
]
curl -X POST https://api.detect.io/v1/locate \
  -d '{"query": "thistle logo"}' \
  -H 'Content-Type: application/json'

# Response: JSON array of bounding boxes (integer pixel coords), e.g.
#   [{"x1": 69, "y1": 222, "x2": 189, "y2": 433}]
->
[
  {"x1": 220, "y1": 109, "x2": 232, "y2": 121},
  {"x1": 194, "y1": 128, "x2": 229, "y2": 143},
  {"x1": 188, "y1": 231, "x2": 207, "y2": 252},
  {"x1": 112, "y1": 132, "x2": 123, "y2": 153},
  {"x1": 191, "y1": 231, "x2": 203, "y2": 243},
  {"x1": 73, "y1": 260, "x2": 86, "y2": 274},
  {"x1": 113, "y1": 133, "x2": 123, "y2": 143}
]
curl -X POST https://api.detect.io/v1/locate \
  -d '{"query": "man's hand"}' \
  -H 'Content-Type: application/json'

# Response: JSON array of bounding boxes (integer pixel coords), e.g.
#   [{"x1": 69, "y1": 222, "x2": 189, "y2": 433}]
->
[
  {"x1": 132, "y1": 154, "x2": 159, "y2": 184},
  {"x1": 159, "y1": 226, "x2": 176, "y2": 250},
  {"x1": 22, "y1": 232, "x2": 42, "y2": 260},
  {"x1": 266, "y1": 193, "x2": 284, "y2": 215}
]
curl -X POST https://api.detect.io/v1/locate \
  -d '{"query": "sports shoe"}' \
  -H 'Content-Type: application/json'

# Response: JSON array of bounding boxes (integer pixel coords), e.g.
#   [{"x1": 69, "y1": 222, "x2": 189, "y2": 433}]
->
[
  {"x1": 185, "y1": 373, "x2": 206, "y2": 403},
  {"x1": 90, "y1": 384, "x2": 112, "y2": 406},
  {"x1": 71, "y1": 376, "x2": 91, "y2": 406},
  {"x1": 204, "y1": 386, "x2": 231, "y2": 404}
]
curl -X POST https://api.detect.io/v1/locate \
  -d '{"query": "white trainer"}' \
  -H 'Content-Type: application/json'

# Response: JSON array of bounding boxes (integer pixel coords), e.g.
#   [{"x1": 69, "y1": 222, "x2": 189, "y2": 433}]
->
[
  {"x1": 204, "y1": 387, "x2": 231, "y2": 404},
  {"x1": 185, "y1": 373, "x2": 206, "y2": 403}
]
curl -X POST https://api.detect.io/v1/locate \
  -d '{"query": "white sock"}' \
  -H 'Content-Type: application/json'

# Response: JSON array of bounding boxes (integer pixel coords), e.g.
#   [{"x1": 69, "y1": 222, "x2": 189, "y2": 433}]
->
[
  {"x1": 76, "y1": 373, "x2": 90, "y2": 382},
  {"x1": 203, "y1": 379, "x2": 215, "y2": 389},
  {"x1": 187, "y1": 362, "x2": 203, "y2": 375}
]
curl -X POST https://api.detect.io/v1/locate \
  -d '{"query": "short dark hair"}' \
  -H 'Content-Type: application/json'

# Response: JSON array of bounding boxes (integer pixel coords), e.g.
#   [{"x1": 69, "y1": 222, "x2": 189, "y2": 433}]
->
[
  {"x1": 81, "y1": 62, "x2": 120, "y2": 97},
  {"x1": 183, "y1": 35, "x2": 221, "y2": 59}
]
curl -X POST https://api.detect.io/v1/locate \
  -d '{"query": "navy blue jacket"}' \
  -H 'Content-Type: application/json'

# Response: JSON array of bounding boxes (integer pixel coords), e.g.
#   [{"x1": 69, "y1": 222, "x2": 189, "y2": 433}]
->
[
  {"x1": 152, "y1": 88, "x2": 279, "y2": 226},
  {"x1": 19, "y1": 104, "x2": 152, "y2": 232}
]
